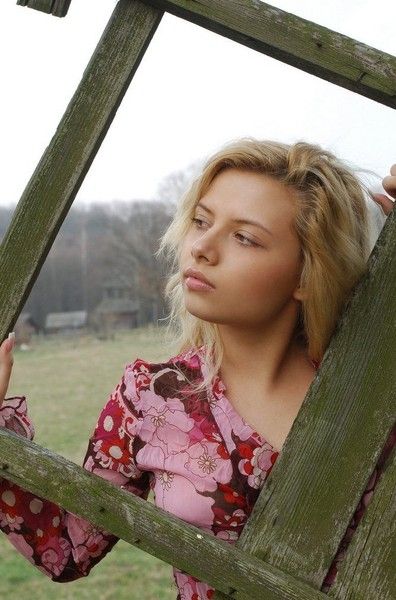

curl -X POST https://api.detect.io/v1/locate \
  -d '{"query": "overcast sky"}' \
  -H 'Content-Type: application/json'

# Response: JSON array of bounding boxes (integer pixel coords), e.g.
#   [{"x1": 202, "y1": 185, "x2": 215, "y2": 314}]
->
[{"x1": 0, "y1": 0, "x2": 395, "y2": 210}]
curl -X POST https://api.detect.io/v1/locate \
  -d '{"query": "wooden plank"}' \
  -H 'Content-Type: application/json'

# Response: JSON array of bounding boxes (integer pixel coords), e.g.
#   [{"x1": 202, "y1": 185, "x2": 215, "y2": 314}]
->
[
  {"x1": 0, "y1": 0, "x2": 163, "y2": 344},
  {"x1": 16, "y1": 0, "x2": 72, "y2": 17},
  {"x1": 52, "y1": 0, "x2": 72, "y2": 18},
  {"x1": 17, "y1": 0, "x2": 52, "y2": 15},
  {"x1": 214, "y1": 207, "x2": 395, "y2": 595},
  {"x1": 142, "y1": 0, "x2": 396, "y2": 108},
  {"x1": 328, "y1": 439, "x2": 396, "y2": 599},
  {"x1": 0, "y1": 428, "x2": 327, "y2": 600}
]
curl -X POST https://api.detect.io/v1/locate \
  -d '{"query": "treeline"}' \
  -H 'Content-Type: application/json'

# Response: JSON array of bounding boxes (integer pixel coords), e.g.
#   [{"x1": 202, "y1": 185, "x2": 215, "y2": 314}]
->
[{"x1": 0, "y1": 199, "x2": 177, "y2": 329}]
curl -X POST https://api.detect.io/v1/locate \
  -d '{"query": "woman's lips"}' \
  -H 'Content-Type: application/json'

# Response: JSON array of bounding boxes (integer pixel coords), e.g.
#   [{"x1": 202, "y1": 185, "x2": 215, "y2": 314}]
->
[{"x1": 185, "y1": 276, "x2": 215, "y2": 291}]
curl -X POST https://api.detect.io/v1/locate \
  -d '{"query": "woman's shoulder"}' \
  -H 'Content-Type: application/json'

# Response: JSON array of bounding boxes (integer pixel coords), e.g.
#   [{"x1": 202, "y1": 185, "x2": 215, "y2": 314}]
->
[
  {"x1": 125, "y1": 345, "x2": 205, "y2": 374},
  {"x1": 123, "y1": 346, "x2": 205, "y2": 399}
]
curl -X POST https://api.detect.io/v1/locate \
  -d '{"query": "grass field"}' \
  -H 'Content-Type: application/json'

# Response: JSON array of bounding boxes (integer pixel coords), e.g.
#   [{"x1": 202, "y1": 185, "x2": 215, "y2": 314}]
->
[{"x1": 0, "y1": 325, "x2": 179, "y2": 599}]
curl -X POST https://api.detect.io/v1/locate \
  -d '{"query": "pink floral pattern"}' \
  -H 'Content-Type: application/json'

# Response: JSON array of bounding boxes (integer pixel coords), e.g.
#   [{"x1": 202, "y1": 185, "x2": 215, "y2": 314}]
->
[{"x1": 0, "y1": 346, "x2": 394, "y2": 598}]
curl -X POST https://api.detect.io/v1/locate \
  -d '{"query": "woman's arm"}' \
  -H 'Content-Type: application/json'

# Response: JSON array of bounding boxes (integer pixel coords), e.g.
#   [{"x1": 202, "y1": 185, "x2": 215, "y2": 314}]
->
[{"x1": 0, "y1": 362, "x2": 150, "y2": 582}]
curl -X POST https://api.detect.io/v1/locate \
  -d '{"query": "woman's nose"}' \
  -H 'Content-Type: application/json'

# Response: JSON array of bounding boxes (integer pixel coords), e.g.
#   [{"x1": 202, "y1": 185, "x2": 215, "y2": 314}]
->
[{"x1": 190, "y1": 232, "x2": 218, "y2": 263}]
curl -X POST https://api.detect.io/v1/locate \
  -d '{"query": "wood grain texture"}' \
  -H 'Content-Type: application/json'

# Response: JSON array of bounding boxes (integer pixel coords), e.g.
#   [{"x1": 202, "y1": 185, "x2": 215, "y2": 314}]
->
[
  {"x1": 0, "y1": 0, "x2": 163, "y2": 343},
  {"x1": 215, "y1": 208, "x2": 395, "y2": 596},
  {"x1": 329, "y1": 443, "x2": 396, "y2": 599},
  {"x1": 143, "y1": 0, "x2": 396, "y2": 107},
  {"x1": 0, "y1": 427, "x2": 328, "y2": 600},
  {"x1": 16, "y1": 0, "x2": 72, "y2": 17}
]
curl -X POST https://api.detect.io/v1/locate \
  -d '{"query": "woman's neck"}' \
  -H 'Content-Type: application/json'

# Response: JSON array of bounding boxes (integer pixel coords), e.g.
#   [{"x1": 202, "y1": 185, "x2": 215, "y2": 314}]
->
[{"x1": 218, "y1": 320, "x2": 311, "y2": 394}]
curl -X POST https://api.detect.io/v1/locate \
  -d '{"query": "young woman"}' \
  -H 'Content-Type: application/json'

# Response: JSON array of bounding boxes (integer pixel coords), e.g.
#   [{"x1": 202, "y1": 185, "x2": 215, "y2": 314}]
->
[{"x1": 0, "y1": 138, "x2": 394, "y2": 599}]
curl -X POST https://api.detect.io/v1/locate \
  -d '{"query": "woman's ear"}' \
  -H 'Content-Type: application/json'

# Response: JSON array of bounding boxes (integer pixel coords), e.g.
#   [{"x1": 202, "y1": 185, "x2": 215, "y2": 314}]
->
[{"x1": 293, "y1": 285, "x2": 306, "y2": 301}]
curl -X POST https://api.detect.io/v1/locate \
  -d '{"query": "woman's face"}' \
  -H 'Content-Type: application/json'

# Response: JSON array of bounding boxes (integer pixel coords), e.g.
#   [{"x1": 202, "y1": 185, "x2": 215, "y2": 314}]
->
[{"x1": 179, "y1": 168, "x2": 304, "y2": 330}]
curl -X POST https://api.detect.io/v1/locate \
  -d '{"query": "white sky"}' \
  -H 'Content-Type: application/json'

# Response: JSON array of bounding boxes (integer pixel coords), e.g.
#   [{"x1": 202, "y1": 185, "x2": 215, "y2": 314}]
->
[{"x1": 0, "y1": 0, "x2": 395, "y2": 209}]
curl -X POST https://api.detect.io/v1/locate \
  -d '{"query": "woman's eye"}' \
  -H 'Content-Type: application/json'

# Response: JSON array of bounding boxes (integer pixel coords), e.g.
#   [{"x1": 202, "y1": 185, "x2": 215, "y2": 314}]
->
[
  {"x1": 191, "y1": 217, "x2": 259, "y2": 247},
  {"x1": 191, "y1": 217, "x2": 207, "y2": 228},
  {"x1": 235, "y1": 233, "x2": 259, "y2": 247}
]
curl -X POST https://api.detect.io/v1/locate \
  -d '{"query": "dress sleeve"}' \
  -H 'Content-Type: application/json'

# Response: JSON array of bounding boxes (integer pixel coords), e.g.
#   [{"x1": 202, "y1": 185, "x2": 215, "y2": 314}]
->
[
  {"x1": 0, "y1": 396, "x2": 34, "y2": 440},
  {"x1": 321, "y1": 423, "x2": 396, "y2": 591},
  {"x1": 0, "y1": 361, "x2": 151, "y2": 582}
]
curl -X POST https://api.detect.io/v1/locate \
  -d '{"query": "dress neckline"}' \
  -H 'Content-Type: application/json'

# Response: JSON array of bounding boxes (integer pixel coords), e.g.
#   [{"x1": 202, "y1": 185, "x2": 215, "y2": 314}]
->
[
  {"x1": 211, "y1": 358, "x2": 319, "y2": 455},
  {"x1": 212, "y1": 373, "x2": 280, "y2": 453}
]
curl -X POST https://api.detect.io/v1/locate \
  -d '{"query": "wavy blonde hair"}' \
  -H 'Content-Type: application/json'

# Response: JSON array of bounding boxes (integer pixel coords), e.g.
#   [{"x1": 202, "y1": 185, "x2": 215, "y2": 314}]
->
[{"x1": 156, "y1": 137, "x2": 371, "y2": 395}]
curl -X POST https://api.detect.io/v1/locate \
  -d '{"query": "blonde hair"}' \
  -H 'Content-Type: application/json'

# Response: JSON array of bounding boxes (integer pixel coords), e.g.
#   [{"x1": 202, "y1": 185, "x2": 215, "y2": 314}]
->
[{"x1": 156, "y1": 137, "x2": 371, "y2": 395}]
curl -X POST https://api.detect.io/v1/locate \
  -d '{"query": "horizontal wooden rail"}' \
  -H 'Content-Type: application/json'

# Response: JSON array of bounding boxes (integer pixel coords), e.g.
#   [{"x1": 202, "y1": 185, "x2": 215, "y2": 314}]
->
[
  {"x1": 143, "y1": 0, "x2": 396, "y2": 108},
  {"x1": 0, "y1": 0, "x2": 163, "y2": 344},
  {"x1": 0, "y1": 427, "x2": 327, "y2": 600}
]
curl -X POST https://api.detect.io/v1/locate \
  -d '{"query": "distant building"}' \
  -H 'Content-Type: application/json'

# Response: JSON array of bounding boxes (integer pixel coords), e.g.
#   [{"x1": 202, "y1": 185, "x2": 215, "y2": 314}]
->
[
  {"x1": 45, "y1": 311, "x2": 88, "y2": 334},
  {"x1": 14, "y1": 312, "x2": 40, "y2": 345},
  {"x1": 92, "y1": 278, "x2": 140, "y2": 339}
]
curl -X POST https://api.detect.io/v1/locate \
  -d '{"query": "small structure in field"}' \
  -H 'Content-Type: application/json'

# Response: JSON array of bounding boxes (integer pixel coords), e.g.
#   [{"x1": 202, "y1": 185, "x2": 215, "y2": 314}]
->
[
  {"x1": 45, "y1": 310, "x2": 88, "y2": 335},
  {"x1": 91, "y1": 279, "x2": 140, "y2": 339}
]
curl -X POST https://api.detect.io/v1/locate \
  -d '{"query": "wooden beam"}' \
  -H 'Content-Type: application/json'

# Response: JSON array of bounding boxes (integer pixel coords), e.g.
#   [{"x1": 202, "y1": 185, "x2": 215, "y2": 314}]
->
[
  {"x1": 329, "y1": 440, "x2": 396, "y2": 599},
  {"x1": 0, "y1": 428, "x2": 328, "y2": 600},
  {"x1": 142, "y1": 0, "x2": 396, "y2": 108},
  {"x1": 0, "y1": 0, "x2": 163, "y2": 343},
  {"x1": 16, "y1": 0, "x2": 72, "y2": 18},
  {"x1": 216, "y1": 208, "x2": 395, "y2": 596}
]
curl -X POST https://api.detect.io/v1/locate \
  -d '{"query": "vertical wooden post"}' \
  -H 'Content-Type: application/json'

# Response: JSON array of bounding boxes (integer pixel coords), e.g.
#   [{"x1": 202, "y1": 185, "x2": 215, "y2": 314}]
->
[{"x1": 0, "y1": 0, "x2": 163, "y2": 342}]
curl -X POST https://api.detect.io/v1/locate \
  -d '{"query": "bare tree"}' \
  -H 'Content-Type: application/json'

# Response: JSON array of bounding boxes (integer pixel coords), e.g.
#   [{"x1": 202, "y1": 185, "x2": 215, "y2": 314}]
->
[
  {"x1": 156, "y1": 160, "x2": 203, "y2": 205},
  {"x1": 7, "y1": 159, "x2": 203, "y2": 329}
]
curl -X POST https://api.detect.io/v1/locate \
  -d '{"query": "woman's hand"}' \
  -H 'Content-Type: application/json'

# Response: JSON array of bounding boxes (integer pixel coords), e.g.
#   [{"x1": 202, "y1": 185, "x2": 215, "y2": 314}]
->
[
  {"x1": 371, "y1": 164, "x2": 396, "y2": 216},
  {"x1": 0, "y1": 333, "x2": 15, "y2": 408}
]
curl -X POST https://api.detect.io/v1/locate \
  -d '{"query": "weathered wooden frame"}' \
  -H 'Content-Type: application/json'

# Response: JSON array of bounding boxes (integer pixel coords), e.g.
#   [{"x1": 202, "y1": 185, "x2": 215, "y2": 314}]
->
[
  {"x1": 0, "y1": 427, "x2": 327, "y2": 600},
  {"x1": 16, "y1": 0, "x2": 396, "y2": 107},
  {"x1": 1, "y1": 1, "x2": 395, "y2": 598},
  {"x1": 0, "y1": 2, "x2": 163, "y2": 337}
]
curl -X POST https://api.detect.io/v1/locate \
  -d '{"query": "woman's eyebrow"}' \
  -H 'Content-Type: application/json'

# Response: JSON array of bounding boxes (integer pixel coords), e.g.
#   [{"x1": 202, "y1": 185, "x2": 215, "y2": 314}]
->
[{"x1": 195, "y1": 201, "x2": 274, "y2": 237}]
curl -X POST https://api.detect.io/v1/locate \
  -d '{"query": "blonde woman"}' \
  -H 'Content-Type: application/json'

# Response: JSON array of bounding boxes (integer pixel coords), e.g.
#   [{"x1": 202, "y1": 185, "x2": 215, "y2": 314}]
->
[{"x1": 0, "y1": 139, "x2": 394, "y2": 598}]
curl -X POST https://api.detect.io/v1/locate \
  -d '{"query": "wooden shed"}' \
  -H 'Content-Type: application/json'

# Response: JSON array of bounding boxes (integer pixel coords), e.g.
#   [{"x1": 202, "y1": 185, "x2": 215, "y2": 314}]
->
[
  {"x1": 91, "y1": 278, "x2": 140, "y2": 338},
  {"x1": 45, "y1": 310, "x2": 88, "y2": 334}
]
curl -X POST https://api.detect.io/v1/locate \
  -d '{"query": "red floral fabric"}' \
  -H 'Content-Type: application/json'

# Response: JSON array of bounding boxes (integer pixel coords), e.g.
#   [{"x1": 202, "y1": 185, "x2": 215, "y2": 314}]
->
[{"x1": 0, "y1": 346, "x2": 394, "y2": 598}]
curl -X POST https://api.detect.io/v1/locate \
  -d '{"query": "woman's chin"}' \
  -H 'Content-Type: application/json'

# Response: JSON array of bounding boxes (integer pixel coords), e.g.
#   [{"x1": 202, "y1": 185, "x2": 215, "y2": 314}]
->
[{"x1": 184, "y1": 304, "x2": 227, "y2": 325}]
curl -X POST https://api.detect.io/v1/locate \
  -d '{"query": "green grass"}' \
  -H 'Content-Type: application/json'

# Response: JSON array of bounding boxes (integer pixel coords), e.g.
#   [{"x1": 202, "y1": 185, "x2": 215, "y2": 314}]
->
[{"x1": 0, "y1": 325, "x2": 179, "y2": 599}]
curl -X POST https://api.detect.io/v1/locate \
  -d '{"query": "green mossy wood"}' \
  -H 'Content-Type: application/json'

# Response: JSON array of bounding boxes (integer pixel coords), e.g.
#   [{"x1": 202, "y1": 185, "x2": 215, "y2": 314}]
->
[
  {"x1": 330, "y1": 446, "x2": 396, "y2": 599},
  {"x1": 213, "y1": 208, "x2": 396, "y2": 598},
  {"x1": 3, "y1": 1, "x2": 396, "y2": 598},
  {"x1": 143, "y1": 0, "x2": 396, "y2": 108},
  {"x1": 0, "y1": 427, "x2": 327, "y2": 600},
  {"x1": 17, "y1": 0, "x2": 396, "y2": 108},
  {"x1": 0, "y1": 1, "x2": 164, "y2": 342},
  {"x1": 17, "y1": 0, "x2": 72, "y2": 18}
]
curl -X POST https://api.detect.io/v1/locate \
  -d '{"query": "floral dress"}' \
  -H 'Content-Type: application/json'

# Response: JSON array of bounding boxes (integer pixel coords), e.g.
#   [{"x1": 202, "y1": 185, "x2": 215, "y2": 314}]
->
[{"x1": 0, "y1": 345, "x2": 394, "y2": 599}]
